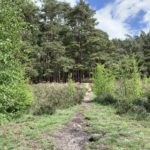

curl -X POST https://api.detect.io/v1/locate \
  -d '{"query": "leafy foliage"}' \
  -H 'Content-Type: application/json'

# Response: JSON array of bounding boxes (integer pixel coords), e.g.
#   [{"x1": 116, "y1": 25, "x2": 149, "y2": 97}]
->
[
  {"x1": 115, "y1": 56, "x2": 144, "y2": 102},
  {"x1": 93, "y1": 57, "x2": 150, "y2": 118},
  {"x1": 0, "y1": 0, "x2": 32, "y2": 116},
  {"x1": 93, "y1": 64, "x2": 115, "y2": 96}
]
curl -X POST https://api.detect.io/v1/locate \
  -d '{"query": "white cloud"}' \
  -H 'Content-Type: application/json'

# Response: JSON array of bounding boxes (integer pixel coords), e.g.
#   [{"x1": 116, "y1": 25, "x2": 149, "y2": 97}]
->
[
  {"x1": 32, "y1": 0, "x2": 150, "y2": 39},
  {"x1": 58, "y1": 0, "x2": 78, "y2": 7},
  {"x1": 143, "y1": 10, "x2": 150, "y2": 33},
  {"x1": 32, "y1": 0, "x2": 42, "y2": 7},
  {"x1": 33, "y1": 0, "x2": 78, "y2": 7},
  {"x1": 95, "y1": 0, "x2": 150, "y2": 39},
  {"x1": 95, "y1": 5, "x2": 130, "y2": 39}
]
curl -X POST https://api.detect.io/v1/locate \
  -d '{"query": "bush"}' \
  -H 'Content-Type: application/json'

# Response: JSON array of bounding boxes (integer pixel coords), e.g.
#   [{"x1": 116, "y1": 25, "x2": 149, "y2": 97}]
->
[
  {"x1": 93, "y1": 57, "x2": 150, "y2": 119},
  {"x1": 95, "y1": 93, "x2": 117, "y2": 105},
  {"x1": 116, "y1": 94, "x2": 150, "y2": 117},
  {"x1": 133, "y1": 94, "x2": 150, "y2": 113},
  {"x1": 0, "y1": 1, "x2": 33, "y2": 116},
  {"x1": 129, "y1": 105, "x2": 147, "y2": 118},
  {"x1": 113, "y1": 56, "x2": 147, "y2": 116},
  {"x1": 0, "y1": 81, "x2": 33, "y2": 114},
  {"x1": 116, "y1": 56, "x2": 144, "y2": 102},
  {"x1": 133, "y1": 97, "x2": 148, "y2": 107},
  {"x1": 31, "y1": 83, "x2": 86, "y2": 115},
  {"x1": 116, "y1": 97, "x2": 132, "y2": 114},
  {"x1": 93, "y1": 64, "x2": 115, "y2": 96}
]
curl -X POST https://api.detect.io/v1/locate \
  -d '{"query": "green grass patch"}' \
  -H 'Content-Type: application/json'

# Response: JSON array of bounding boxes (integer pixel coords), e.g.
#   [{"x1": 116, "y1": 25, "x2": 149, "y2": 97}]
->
[
  {"x1": 83, "y1": 103, "x2": 150, "y2": 150},
  {"x1": 0, "y1": 106, "x2": 78, "y2": 150}
]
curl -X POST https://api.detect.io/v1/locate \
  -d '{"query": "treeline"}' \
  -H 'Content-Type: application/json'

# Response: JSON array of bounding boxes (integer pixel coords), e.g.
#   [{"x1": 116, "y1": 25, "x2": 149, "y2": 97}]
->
[
  {"x1": 20, "y1": 0, "x2": 150, "y2": 82},
  {"x1": 21, "y1": 0, "x2": 115, "y2": 82},
  {"x1": 113, "y1": 33, "x2": 150, "y2": 76}
]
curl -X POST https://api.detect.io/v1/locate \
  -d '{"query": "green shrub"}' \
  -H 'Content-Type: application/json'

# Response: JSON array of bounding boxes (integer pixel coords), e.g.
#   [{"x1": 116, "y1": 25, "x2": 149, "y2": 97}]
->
[
  {"x1": 116, "y1": 97, "x2": 132, "y2": 114},
  {"x1": 116, "y1": 56, "x2": 144, "y2": 102},
  {"x1": 0, "y1": 81, "x2": 33, "y2": 114},
  {"x1": 114, "y1": 56, "x2": 146, "y2": 116},
  {"x1": 67, "y1": 76, "x2": 76, "y2": 94},
  {"x1": 116, "y1": 94, "x2": 150, "y2": 117},
  {"x1": 95, "y1": 93, "x2": 117, "y2": 105},
  {"x1": 31, "y1": 83, "x2": 86, "y2": 115},
  {"x1": 93, "y1": 57, "x2": 150, "y2": 119},
  {"x1": 133, "y1": 97, "x2": 148, "y2": 107},
  {"x1": 0, "y1": 1, "x2": 33, "y2": 116},
  {"x1": 93, "y1": 64, "x2": 115, "y2": 96},
  {"x1": 129, "y1": 105, "x2": 148, "y2": 120},
  {"x1": 134, "y1": 94, "x2": 150, "y2": 113},
  {"x1": 129, "y1": 93, "x2": 150, "y2": 119}
]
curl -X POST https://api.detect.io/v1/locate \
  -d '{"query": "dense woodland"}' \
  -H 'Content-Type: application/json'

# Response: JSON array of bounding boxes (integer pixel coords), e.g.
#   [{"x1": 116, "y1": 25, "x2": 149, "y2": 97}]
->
[{"x1": 19, "y1": 0, "x2": 150, "y2": 82}]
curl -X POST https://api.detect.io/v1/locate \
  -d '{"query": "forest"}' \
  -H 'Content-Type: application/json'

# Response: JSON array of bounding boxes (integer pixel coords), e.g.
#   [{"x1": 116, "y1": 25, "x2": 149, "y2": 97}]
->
[
  {"x1": 18, "y1": 0, "x2": 150, "y2": 82},
  {"x1": 0, "y1": 0, "x2": 150, "y2": 149}
]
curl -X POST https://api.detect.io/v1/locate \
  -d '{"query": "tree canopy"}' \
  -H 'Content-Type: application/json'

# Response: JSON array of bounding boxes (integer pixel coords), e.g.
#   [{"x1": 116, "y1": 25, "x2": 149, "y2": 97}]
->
[{"x1": 5, "y1": 0, "x2": 149, "y2": 83}]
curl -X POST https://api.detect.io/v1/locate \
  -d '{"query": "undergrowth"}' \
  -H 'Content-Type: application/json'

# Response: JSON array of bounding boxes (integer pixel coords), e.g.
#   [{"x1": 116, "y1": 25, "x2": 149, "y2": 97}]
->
[
  {"x1": 93, "y1": 57, "x2": 150, "y2": 119},
  {"x1": 31, "y1": 83, "x2": 86, "y2": 115}
]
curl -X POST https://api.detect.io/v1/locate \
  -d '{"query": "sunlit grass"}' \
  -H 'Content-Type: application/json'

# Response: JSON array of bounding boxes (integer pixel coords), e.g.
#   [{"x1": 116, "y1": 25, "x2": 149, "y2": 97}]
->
[
  {"x1": 0, "y1": 106, "x2": 78, "y2": 150},
  {"x1": 83, "y1": 103, "x2": 150, "y2": 150}
]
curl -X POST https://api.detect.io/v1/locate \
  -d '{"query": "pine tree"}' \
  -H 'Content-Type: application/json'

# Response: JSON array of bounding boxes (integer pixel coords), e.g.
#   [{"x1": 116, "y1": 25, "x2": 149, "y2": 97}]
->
[
  {"x1": 66, "y1": 0, "x2": 113, "y2": 81},
  {"x1": 140, "y1": 32, "x2": 150, "y2": 76},
  {"x1": 36, "y1": 0, "x2": 74, "y2": 82}
]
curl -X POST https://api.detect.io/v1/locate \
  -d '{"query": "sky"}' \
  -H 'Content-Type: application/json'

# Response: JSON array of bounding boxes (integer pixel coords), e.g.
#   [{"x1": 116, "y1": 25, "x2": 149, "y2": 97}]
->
[{"x1": 34, "y1": 0, "x2": 150, "y2": 39}]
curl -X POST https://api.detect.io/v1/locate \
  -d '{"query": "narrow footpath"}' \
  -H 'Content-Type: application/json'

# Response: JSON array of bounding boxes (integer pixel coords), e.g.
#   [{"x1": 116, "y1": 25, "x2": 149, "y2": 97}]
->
[{"x1": 53, "y1": 85, "x2": 93, "y2": 150}]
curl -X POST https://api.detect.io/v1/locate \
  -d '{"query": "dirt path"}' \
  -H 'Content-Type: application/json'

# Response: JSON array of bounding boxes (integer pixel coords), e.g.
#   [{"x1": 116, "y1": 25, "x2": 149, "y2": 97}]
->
[{"x1": 53, "y1": 85, "x2": 93, "y2": 150}]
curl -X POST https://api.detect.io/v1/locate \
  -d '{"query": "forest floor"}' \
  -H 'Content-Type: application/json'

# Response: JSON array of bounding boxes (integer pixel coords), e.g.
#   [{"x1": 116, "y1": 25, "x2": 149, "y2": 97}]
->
[{"x1": 0, "y1": 85, "x2": 150, "y2": 150}]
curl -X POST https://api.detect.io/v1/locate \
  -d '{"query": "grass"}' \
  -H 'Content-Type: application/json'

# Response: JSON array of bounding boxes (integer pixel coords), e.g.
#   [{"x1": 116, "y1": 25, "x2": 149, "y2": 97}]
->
[
  {"x1": 83, "y1": 103, "x2": 150, "y2": 150},
  {"x1": 0, "y1": 106, "x2": 78, "y2": 150}
]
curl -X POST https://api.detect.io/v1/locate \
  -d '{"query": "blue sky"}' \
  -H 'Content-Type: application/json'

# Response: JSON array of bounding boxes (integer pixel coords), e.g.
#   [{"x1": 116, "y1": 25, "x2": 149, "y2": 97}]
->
[
  {"x1": 87, "y1": 0, "x2": 115, "y2": 10},
  {"x1": 85, "y1": 0, "x2": 150, "y2": 39},
  {"x1": 35, "y1": 0, "x2": 150, "y2": 39}
]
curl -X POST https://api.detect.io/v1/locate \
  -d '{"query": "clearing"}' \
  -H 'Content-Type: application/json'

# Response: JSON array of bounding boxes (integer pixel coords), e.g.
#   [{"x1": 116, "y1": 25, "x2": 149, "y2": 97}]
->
[{"x1": 0, "y1": 88, "x2": 150, "y2": 150}]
